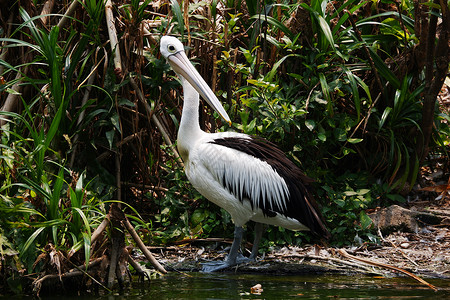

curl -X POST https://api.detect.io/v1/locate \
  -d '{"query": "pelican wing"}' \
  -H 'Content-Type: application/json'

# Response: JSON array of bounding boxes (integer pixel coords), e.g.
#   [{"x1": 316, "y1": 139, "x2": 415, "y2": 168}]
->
[
  {"x1": 198, "y1": 136, "x2": 289, "y2": 215},
  {"x1": 193, "y1": 135, "x2": 328, "y2": 237}
]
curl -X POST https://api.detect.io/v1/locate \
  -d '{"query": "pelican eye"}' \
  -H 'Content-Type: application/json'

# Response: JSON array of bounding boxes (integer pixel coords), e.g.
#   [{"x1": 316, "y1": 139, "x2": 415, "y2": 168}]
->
[{"x1": 168, "y1": 44, "x2": 176, "y2": 53}]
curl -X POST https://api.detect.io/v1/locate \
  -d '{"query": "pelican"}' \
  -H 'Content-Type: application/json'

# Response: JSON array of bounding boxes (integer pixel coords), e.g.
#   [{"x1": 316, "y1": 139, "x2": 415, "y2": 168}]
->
[{"x1": 160, "y1": 36, "x2": 330, "y2": 272}]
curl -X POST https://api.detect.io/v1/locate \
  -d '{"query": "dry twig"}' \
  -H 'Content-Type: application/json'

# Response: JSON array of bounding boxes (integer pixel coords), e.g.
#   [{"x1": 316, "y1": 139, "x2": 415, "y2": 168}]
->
[
  {"x1": 123, "y1": 217, "x2": 167, "y2": 274},
  {"x1": 129, "y1": 76, "x2": 184, "y2": 168},
  {"x1": 338, "y1": 249, "x2": 438, "y2": 291}
]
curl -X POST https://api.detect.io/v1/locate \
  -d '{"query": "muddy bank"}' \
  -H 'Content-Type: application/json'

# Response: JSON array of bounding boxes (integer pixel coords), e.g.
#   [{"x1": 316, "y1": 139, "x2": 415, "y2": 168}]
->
[{"x1": 145, "y1": 201, "x2": 449, "y2": 282}]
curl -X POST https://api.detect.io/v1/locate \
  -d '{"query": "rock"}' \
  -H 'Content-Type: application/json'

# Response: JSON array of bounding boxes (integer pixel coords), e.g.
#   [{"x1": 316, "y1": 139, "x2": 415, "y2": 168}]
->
[
  {"x1": 400, "y1": 242, "x2": 410, "y2": 249},
  {"x1": 368, "y1": 205, "x2": 442, "y2": 234}
]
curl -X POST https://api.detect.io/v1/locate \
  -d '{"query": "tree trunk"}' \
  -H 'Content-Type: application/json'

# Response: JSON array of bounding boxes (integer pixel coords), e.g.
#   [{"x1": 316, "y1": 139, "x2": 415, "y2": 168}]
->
[{"x1": 417, "y1": 0, "x2": 450, "y2": 162}]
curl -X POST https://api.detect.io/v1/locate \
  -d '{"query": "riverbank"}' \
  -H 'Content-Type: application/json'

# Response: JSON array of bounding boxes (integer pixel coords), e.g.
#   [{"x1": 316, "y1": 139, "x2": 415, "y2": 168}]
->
[{"x1": 145, "y1": 198, "x2": 449, "y2": 285}]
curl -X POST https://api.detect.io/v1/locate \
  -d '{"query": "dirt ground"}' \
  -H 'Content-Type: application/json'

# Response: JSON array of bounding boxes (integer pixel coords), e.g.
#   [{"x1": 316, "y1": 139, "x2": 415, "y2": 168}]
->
[{"x1": 144, "y1": 194, "x2": 450, "y2": 290}]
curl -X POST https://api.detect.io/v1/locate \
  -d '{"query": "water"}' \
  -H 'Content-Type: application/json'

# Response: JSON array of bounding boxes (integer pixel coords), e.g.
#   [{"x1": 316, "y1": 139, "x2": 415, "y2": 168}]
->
[
  {"x1": 5, "y1": 273, "x2": 450, "y2": 299},
  {"x1": 128, "y1": 273, "x2": 449, "y2": 299}
]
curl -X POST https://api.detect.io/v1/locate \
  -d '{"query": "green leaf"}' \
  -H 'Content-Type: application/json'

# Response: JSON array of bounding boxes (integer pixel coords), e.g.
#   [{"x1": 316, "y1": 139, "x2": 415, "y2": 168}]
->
[
  {"x1": 20, "y1": 227, "x2": 45, "y2": 257},
  {"x1": 110, "y1": 114, "x2": 121, "y2": 133},
  {"x1": 265, "y1": 54, "x2": 298, "y2": 82},
  {"x1": 379, "y1": 107, "x2": 392, "y2": 130},
  {"x1": 367, "y1": 47, "x2": 400, "y2": 89},
  {"x1": 106, "y1": 129, "x2": 115, "y2": 149},
  {"x1": 82, "y1": 232, "x2": 91, "y2": 270},
  {"x1": 319, "y1": 73, "x2": 333, "y2": 114},
  {"x1": 357, "y1": 189, "x2": 370, "y2": 195},
  {"x1": 386, "y1": 193, "x2": 406, "y2": 203},
  {"x1": 344, "y1": 190, "x2": 358, "y2": 196},
  {"x1": 334, "y1": 199, "x2": 346, "y2": 207},
  {"x1": 305, "y1": 119, "x2": 316, "y2": 131},
  {"x1": 250, "y1": 14, "x2": 292, "y2": 37},
  {"x1": 118, "y1": 98, "x2": 135, "y2": 107},
  {"x1": 317, "y1": 14, "x2": 336, "y2": 50},
  {"x1": 169, "y1": 0, "x2": 184, "y2": 36},
  {"x1": 49, "y1": 167, "x2": 65, "y2": 220},
  {"x1": 359, "y1": 211, "x2": 373, "y2": 230},
  {"x1": 318, "y1": 133, "x2": 327, "y2": 142},
  {"x1": 343, "y1": 68, "x2": 361, "y2": 122},
  {"x1": 347, "y1": 138, "x2": 363, "y2": 144},
  {"x1": 6, "y1": 88, "x2": 21, "y2": 95},
  {"x1": 72, "y1": 207, "x2": 91, "y2": 238},
  {"x1": 334, "y1": 128, "x2": 347, "y2": 141}
]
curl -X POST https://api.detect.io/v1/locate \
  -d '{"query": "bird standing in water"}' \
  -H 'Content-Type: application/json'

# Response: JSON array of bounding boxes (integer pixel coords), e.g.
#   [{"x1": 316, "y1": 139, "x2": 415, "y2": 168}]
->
[{"x1": 160, "y1": 36, "x2": 329, "y2": 272}]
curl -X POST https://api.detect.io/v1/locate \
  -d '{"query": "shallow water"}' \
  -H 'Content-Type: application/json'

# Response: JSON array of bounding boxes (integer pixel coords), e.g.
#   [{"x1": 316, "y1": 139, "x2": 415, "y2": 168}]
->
[
  {"x1": 129, "y1": 273, "x2": 448, "y2": 299},
  {"x1": 6, "y1": 272, "x2": 450, "y2": 299}
]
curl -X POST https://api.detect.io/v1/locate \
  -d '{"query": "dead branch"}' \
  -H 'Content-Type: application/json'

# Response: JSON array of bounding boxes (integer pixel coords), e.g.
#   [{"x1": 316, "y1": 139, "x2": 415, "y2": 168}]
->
[
  {"x1": 32, "y1": 256, "x2": 107, "y2": 296},
  {"x1": 281, "y1": 252, "x2": 380, "y2": 275},
  {"x1": 122, "y1": 217, "x2": 167, "y2": 274},
  {"x1": 128, "y1": 76, "x2": 184, "y2": 168},
  {"x1": 91, "y1": 216, "x2": 110, "y2": 244},
  {"x1": 169, "y1": 237, "x2": 233, "y2": 245},
  {"x1": 58, "y1": 0, "x2": 83, "y2": 29},
  {"x1": 40, "y1": 0, "x2": 55, "y2": 26},
  {"x1": 127, "y1": 252, "x2": 150, "y2": 282},
  {"x1": 105, "y1": 0, "x2": 122, "y2": 78},
  {"x1": 338, "y1": 249, "x2": 438, "y2": 291},
  {"x1": 0, "y1": 70, "x2": 23, "y2": 127}
]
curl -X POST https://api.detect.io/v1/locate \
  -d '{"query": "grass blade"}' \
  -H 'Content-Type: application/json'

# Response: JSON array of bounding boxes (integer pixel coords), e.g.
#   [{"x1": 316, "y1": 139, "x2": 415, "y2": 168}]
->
[
  {"x1": 20, "y1": 227, "x2": 45, "y2": 258},
  {"x1": 169, "y1": 0, "x2": 184, "y2": 36}
]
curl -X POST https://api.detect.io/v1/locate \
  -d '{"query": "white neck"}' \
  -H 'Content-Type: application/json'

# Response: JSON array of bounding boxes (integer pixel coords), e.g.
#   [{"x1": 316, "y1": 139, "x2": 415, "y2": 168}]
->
[{"x1": 177, "y1": 76, "x2": 204, "y2": 161}]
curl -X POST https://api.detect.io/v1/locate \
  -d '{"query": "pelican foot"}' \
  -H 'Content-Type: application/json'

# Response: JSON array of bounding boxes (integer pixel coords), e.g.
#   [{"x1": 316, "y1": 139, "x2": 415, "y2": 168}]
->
[
  {"x1": 235, "y1": 253, "x2": 255, "y2": 264},
  {"x1": 201, "y1": 254, "x2": 255, "y2": 272},
  {"x1": 201, "y1": 260, "x2": 233, "y2": 272}
]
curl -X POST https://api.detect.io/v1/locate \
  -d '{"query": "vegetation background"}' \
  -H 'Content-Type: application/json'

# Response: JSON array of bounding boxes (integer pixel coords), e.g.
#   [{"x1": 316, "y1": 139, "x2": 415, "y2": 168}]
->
[{"x1": 0, "y1": 0, "x2": 449, "y2": 294}]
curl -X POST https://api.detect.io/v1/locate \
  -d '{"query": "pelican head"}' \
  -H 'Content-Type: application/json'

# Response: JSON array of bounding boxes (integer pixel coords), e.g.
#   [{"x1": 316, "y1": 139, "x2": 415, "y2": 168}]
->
[{"x1": 160, "y1": 36, "x2": 231, "y2": 125}]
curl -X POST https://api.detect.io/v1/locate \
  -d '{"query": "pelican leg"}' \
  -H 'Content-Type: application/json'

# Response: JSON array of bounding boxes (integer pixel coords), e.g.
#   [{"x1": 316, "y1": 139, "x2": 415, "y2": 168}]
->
[
  {"x1": 249, "y1": 222, "x2": 264, "y2": 260},
  {"x1": 202, "y1": 226, "x2": 244, "y2": 272}
]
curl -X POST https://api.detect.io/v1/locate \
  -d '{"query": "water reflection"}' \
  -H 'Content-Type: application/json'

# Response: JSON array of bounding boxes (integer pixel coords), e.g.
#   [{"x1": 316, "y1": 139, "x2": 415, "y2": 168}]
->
[
  {"x1": 126, "y1": 273, "x2": 449, "y2": 299},
  {"x1": 3, "y1": 273, "x2": 449, "y2": 299}
]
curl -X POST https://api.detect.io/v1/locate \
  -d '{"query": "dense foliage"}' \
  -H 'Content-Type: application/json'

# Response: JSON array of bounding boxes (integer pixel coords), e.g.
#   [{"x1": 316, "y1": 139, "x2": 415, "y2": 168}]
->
[{"x1": 0, "y1": 0, "x2": 449, "y2": 293}]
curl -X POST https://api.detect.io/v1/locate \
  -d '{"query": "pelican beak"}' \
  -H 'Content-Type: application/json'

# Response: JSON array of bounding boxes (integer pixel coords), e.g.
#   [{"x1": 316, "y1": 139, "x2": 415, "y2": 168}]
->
[{"x1": 167, "y1": 51, "x2": 232, "y2": 125}]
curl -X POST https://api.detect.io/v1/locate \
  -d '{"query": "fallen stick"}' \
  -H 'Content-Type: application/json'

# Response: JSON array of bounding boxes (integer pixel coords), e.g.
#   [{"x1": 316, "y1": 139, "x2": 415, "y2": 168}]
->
[
  {"x1": 127, "y1": 253, "x2": 150, "y2": 282},
  {"x1": 338, "y1": 249, "x2": 438, "y2": 291},
  {"x1": 376, "y1": 227, "x2": 419, "y2": 267},
  {"x1": 123, "y1": 217, "x2": 167, "y2": 274},
  {"x1": 170, "y1": 237, "x2": 233, "y2": 245},
  {"x1": 285, "y1": 253, "x2": 380, "y2": 275}
]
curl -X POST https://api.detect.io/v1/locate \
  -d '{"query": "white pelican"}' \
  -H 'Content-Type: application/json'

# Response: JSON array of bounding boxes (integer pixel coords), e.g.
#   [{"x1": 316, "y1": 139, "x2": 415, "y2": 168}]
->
[{"x1": 160, "y1": 36, "x2": 330, "y2": 272}]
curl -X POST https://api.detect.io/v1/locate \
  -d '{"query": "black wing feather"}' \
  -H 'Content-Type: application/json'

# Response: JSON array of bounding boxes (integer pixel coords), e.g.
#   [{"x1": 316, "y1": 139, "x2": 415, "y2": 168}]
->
[{"x1": 210, "y1": 136, "x2": 330, "y2": 238}]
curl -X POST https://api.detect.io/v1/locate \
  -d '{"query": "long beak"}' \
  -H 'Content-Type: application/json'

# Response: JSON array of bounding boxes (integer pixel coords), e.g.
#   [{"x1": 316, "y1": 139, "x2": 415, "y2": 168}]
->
[{"x1": 167, "y1": 51, "x2": 232, "y2": 125}]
